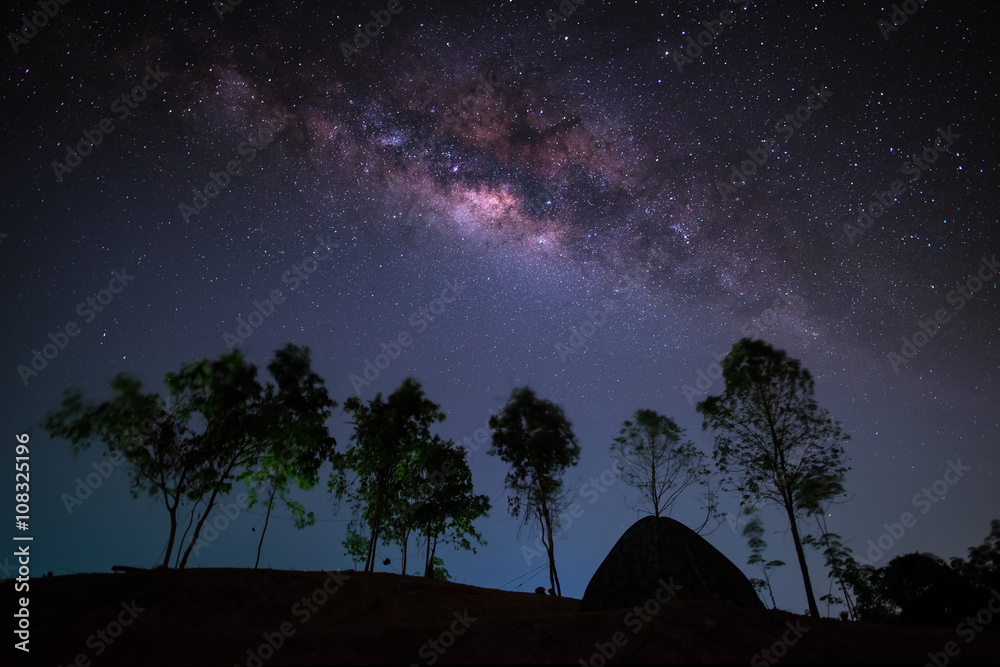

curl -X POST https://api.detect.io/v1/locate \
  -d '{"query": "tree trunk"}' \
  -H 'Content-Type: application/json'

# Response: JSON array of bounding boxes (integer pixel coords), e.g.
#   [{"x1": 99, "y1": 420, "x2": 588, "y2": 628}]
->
[
  {"x1": 542, "y1": 508, "x2": 560, "y2": 596},
  {"x1": 651, "y1": 442, "x2": 660, "y2": 518},
  {"x1": 161, "y1": 499, "x2": 178, "y2": 568},
  {"x1": 424, "y1": 531, "x2": 433, "y2": 577},
  {"x1": 816, "y1": 516, "x2": 857, "y2": 620},
  {"x1": 366, "y1": 471, "x2": 391, "y2": 573},
  {"x1": 175, "y1": 501, "x2": 201, "y2": 567},
  {"x1": 178, "y1": 484, "x2": 224, "y2": 569},
  {"x1": 255, "y1": 486, "x2": 277, "y2": 569},
  {"x1": 401, "y1": 529, "x2": 408, "y2": 575},
  {"x1": 785, "y1": 501, "x2": 820, "y2": 618}
]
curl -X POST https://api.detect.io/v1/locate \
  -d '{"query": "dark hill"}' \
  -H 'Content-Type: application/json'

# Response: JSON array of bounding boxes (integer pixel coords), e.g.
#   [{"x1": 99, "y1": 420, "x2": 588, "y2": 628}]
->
[
  {"x1": 22, "y1": 568, "x2": 1000, "y2": 664},
  {"x1": 579, "y1": 515, "x2": 764, "y2": 611}
]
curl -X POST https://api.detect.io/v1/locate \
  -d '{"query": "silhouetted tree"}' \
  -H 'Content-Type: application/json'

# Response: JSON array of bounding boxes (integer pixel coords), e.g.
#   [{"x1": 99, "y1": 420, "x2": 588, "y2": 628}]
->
[
  {"x1": 802, "y1": 507, "x2": 858, "y2": 620},
  {"x1": 742, "y1": 515, "x2": 785, "y2": 609},
  {"x1": 429, "y1": 555, "x2": 451, "y2": 581},
  {"x1": 842, "y1": 561, "x2": 898, "y2": 623},
  {"x1": 610, "y1": 408, "x2": 710, "y2": 519},
  {"x1": 848, "y1": 552, "x2": 980, "y2": 627},
  {"x1": 242, "y1": 345, "x2": 337, "y2": 567},
  {"x1": 403, "y1": 435, "x2": 490, "y2": 577},
  {"x1": 43, "y1": 344, "x2": 336, "y2": 569},
  {"x1": 696, "y1": 338, "x2": 850, "y2": 619},
  {"x1": 489, "y1": 386, "x2": 580, "y2": 597},
  {"x1": 332, "y1": 378, "x2": 445, "y2": 573},
  {"x1": 343, "y1": 528, "x2": 369, "y2": 569},
  {"x1": 951, "y1": 519, "x2": 1000, "y2": 594}
]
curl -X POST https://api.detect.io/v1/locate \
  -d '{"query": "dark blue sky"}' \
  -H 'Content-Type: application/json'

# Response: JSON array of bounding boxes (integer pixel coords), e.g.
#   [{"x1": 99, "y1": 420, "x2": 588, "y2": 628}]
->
[{"x1": 2, "y1": 0, "x2": 998, "y2": 614}]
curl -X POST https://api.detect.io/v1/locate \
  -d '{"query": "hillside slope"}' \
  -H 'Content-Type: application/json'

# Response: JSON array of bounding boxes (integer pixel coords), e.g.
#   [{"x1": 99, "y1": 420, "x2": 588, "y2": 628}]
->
[{"x1": 21, "y1": 568, "x2": 1000, "y2": 664}]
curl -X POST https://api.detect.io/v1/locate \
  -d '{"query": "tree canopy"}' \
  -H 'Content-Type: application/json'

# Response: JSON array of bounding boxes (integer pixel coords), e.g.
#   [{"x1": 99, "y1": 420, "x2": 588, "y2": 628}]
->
[
  {"x1": 696, "y1": 338, "x2": 850, "y2": 619},
  {"x1": 610, "y1": 408, "x2": 711, "y2": 520},
  {"x1": 332, "y1": 377, "x2": 490, "y2": 575},
  {"x1": 44, "y1": 344, "x2": 336, "y2": 569},
  {"x1": 488, "y1": 386, "x2": 580, "y2": 596}
]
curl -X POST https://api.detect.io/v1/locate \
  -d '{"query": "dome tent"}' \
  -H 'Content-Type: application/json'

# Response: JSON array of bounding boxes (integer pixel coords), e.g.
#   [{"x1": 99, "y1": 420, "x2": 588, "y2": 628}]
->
[{"x1": 578, "y1": 516, "x2": 764, "y2": 612}]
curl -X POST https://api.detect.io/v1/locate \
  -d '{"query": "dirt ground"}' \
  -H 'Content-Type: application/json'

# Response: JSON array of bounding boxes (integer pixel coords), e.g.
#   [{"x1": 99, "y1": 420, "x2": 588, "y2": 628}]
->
[{"x1": 23, "y1": 568, "x2": 1000, "y2": 664}]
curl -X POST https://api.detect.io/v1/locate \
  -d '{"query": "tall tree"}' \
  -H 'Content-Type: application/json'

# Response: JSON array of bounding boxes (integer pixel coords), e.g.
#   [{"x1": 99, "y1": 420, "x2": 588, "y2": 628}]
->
[
  {"x1": 332, "y1": 377, "x2": 445, "y2": 573},
  {"x1": 44, "y1": 344, "x2": 336, "y2": 569},
  {"x1": 404, "y1": 435, "x2": 490, "y2": 577},
  {"x1": 488, "y1": 386, "x2": 580, "y2": 596},
  {"x1": 610, "y1": 408, "x2": 710, "y2": 519},
  {"x1": 241, "y1": 345, "x2": 337, "y2": 567},
  {"x1": 695, "y1": 338, "x2": 850, "y2": 619},
  {"x1": 44, "y1": 377, "x2": 194, "y2": 568}
]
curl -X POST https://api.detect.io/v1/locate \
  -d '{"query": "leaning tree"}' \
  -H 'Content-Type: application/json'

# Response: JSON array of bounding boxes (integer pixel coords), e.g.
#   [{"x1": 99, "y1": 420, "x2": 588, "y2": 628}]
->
[
  {"x1": 695, "y1": 338, "x2": 850, "y2": 619},
  {"x1": 43, "y1": 344, "x2": 337, "y2": 569},
  {"x1": 489, "y1": 386, "x2": 580, "y2": 597}
]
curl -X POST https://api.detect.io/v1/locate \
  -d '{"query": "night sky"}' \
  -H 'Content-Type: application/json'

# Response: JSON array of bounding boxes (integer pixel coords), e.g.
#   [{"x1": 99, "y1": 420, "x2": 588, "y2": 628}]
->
[{"x1": 3, "y1": 0, "x2": 998, "y2": 615}]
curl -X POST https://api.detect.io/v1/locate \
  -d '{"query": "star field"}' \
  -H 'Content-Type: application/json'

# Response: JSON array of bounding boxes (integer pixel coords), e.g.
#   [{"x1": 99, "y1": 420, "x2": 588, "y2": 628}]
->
[{"x1": 2, "y1": 0, "x2": 998, "y2": 611}]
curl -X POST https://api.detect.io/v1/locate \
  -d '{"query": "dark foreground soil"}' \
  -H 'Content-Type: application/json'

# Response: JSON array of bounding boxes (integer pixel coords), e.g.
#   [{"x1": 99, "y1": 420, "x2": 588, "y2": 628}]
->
[{"x1": 17, "y1": 568, "x2": 1000, "y2": 664}]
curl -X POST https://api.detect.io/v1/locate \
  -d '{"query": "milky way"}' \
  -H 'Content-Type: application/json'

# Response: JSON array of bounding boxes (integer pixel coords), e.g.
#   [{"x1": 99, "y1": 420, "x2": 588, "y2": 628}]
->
[{"x1": 3, "y1": 0, "x2": 998, "y2": 611}]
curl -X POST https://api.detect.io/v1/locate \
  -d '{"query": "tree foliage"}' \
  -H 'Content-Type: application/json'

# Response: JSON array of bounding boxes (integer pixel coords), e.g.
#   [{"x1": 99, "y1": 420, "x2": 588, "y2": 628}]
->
[
  {"x1": 488, "y1": 386, "x2": 580, "y2": 596},
  {"x1": 241, "y1": 345, "x2": 337, "y2": 566},
  {"x1": 802, "y1": 509, "x2": 858, "y2": 619},
  {"x1": 43, "y1": 344, "x2": 336, "y2": 569},
  {"x1": 742, "y1": 514, "x2": 785, "y2": 609},
  {"x1": 610, "y1": 408, "x2": 711, "y2": 520},
  {"x1": 842, "y1": 519, "x2": 1000, "y2": 626},
  {"x1": 696, "y1": 338, "x2": 850, "y2": 619},
  {"x1": 402, "y1": 434, "x2": 490, "y2": 577},
  {"x1": 333, "y1": 379, "x2": 489, "y2": 576},
  {"x1": 950, "y1": 518, "x2": 1000, "y2": 593}
]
